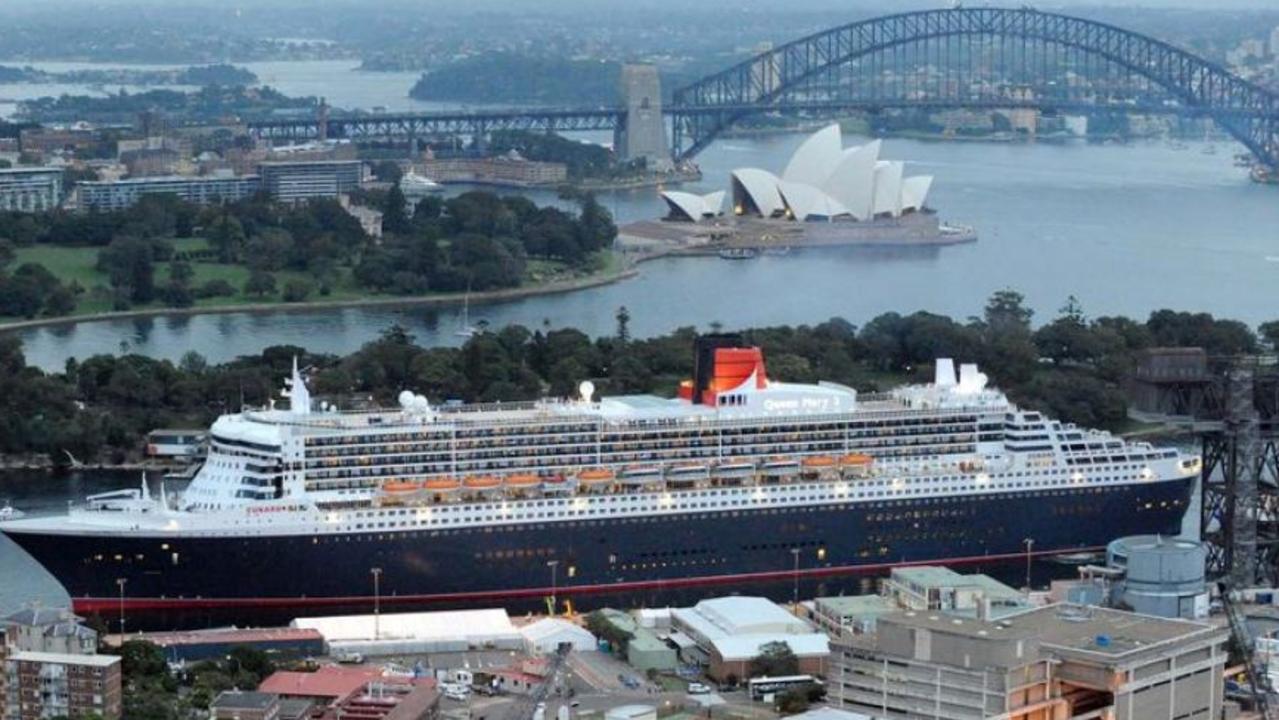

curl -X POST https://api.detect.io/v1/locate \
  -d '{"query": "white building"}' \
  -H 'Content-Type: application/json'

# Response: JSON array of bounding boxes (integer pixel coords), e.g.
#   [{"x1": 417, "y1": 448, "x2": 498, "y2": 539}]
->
[
  {"x1": 518, "y1": 618, "x2": 595, "y2": 655},
  {"x1": 660, "y1": 190, "x2": 726, "y2": 222},
  {"x1": 258, "y1": 160, "x2": 362, "y2": 203},
  {"x1": 670, "y1": 596, "x2": 829, "y2": 682},
  {"x1": 77, "y1": 174, "x2": 260, "y2": 211},
  {"x1": 0, "y1": 167, "x2": 63, "y2": 212},
  {"x1": 728, "y1": 124, "x2": 932, "y2": 222},
  {"x1": 291, "y1": 608, "x2": 522, "y2": 656}
]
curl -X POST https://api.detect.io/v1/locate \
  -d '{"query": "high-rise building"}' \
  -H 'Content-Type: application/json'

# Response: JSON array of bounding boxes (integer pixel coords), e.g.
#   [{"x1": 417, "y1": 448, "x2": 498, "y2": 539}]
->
[
  {"x1": 76, "y1": 174, "x2": 261, "y2": 211},
  {"x1": 831, "y1": 604, "x2": 1228, "y2": 720},
  {"x1": 0, "y1": 168, "x2": 63, "y2": 212},
  {"x1": 257, "y1": 160, "x2": 362, "y2": 203},
  {"x1": 6, "y1": 651, "x2": 122, "y2": 720},
  {"x1": 2, "y1": 610, "x2": 123, "y2": 720}
]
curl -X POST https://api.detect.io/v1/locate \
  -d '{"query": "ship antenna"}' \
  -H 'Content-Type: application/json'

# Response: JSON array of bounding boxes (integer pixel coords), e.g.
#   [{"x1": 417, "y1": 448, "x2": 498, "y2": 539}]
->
[
  {"x1": 281, "y1": 356, "x2": 312, "y2": 415},
  {"x1": 140, "y1": 472, "x2": 150, "y2": 502}
]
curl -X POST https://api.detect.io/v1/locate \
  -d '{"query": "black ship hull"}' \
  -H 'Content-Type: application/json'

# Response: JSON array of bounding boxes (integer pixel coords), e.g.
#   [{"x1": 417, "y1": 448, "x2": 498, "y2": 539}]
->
[{"x1": 4, "y1": 478, "x2": 1193, "y2": 624}]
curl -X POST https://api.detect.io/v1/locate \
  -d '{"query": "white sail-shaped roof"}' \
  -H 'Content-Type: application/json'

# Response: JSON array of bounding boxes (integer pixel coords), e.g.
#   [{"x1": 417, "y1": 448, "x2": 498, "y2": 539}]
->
[
  {"x1": 821, "y1": 140, "x2": 881, "y2": 221},
  {"x1": 661, "y1": 190, "x2": 726, "y2": 221},
  {"x1": 900, "y1": 176, "x2": 933, "y2": 213},
  {"x1": 781, "y1": 123, "x2": 844, "y2": 188},
  {"x1": 731, "y1": 168, "x2": 785, "y2": 218},
  {"x1": 777, "y1": 181, "x2": 850, "y2": 221},
  {"x1": 872, "y1": 161, "x2": 904, "y2": 217}
]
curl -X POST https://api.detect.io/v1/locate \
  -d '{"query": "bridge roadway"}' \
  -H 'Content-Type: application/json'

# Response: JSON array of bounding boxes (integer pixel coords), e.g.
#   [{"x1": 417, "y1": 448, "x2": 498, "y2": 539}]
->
[
  {"x1": 246, "y1": 6, "x2": 1279, "y2": 167},
  {"x1": 247, "y1": 97, "x2": 1265, "y2": 140}
]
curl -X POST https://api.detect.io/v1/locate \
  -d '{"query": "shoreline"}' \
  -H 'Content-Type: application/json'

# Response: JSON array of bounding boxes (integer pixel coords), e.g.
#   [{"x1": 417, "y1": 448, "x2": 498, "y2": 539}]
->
[{"x1": 0, "y1": 256, "x2": 655, "y2": 335}]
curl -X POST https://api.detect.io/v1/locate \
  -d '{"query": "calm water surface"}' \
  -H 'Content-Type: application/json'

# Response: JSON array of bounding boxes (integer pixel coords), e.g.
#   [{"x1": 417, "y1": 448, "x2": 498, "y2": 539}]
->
[{"x1": 13, "y1": 134, "x2": 1279, "y2": 370}]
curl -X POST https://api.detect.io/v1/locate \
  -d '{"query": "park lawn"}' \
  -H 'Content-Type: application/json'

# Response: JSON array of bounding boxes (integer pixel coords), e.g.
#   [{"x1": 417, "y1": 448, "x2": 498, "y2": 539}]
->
[{"x1": 5, "y1": 245, "x2": 620, "y2": 320}]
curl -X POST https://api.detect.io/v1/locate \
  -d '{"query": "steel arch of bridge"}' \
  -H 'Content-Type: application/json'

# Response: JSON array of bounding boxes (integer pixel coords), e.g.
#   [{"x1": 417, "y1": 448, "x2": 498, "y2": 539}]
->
[{"x1": 670, "y1": 6, "x2": 1279, "y2": 164}]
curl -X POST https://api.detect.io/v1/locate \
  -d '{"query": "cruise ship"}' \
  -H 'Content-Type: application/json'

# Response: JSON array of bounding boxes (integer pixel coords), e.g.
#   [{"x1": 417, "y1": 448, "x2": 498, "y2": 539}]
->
[{"x1": 0, "y1": 337, "x2": 1199, "y2": 615}]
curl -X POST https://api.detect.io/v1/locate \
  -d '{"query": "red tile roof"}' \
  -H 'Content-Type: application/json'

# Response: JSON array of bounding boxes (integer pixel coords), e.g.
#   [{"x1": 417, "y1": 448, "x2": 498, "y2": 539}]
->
[{"x1": 259, "y1": 666, "x2": 387, "y2": 700}]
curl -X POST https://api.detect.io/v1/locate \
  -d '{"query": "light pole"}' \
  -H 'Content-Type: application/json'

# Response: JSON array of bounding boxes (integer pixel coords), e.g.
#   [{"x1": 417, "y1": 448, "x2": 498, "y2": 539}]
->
[
  {"x1": 547, "y1": 560, "x2": 560, "y2": 616},
  {"x1": 115, "y1": 578, "x2": 127, "y2": 637},
  {"x1": 1023, "y1": 538, "x2": 1035, "y2": 593},
  {"x1": 790, "y1": 548, "x2": 801, "y2": 608},
  {"x1": 370, "y1": 567, "x2": 383, "y2": 641}
]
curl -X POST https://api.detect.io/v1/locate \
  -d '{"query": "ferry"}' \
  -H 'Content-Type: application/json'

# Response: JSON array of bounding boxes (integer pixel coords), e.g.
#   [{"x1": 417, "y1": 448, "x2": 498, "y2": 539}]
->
[{"x1": 0, "y1": 337, "x2": 1199, "y2": 615}]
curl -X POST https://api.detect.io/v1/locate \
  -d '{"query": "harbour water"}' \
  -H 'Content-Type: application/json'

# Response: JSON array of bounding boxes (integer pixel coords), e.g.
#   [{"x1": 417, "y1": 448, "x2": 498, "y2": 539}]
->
[{"x1": 12, "y1": 133, "x2": 1279, "y2": 370}]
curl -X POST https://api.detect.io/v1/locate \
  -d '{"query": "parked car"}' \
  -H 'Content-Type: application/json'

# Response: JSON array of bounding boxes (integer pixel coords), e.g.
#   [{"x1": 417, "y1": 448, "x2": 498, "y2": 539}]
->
[{"x1": 687, "y1": 683, "x2": 711, "y2": 695}]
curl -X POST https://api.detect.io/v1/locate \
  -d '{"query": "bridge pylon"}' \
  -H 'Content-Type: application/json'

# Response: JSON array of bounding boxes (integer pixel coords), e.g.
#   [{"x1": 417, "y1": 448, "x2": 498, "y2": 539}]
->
[{"x1": 616, "y1": 64, "x2": 674, "y2": 171}]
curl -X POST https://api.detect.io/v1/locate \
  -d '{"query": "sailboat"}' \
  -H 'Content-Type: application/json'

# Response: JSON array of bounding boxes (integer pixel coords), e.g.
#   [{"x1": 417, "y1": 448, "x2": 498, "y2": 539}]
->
[{"x1": 455, "y1": 287, "x2": 479, "y2": 338}]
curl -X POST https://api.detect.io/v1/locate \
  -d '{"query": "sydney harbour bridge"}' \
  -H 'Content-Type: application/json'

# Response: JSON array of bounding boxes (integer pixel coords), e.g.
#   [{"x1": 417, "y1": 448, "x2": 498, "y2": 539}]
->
[{"x1": 247, "y1": 7, "x2": 1279, "y2": 171}]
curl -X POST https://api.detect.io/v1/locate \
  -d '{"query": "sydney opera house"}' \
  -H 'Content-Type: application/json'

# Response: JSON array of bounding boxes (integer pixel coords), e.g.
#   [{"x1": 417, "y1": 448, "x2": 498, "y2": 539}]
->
[{"x1": 662, "y1": 124, "x2": 934, "y2": 224}]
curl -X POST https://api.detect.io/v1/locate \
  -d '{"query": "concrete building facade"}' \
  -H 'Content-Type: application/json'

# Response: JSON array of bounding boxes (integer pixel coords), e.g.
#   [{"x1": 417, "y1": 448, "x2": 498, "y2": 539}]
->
[
  {"x1": 258, "y1": 160, "x2": 361, "y2": 203},
  {"x1": 77, "y1": 174, "x2": 261, "y2": 211},
  {"x1": 831, "y1": 604, "x2": 1229, "y2": 720},
  {"x1": 2, "y1": 609, "x2": 96, "y2": 656},
  {"x1": 6, "y1": 651, "x2": 123, "y2": 720},
  {"x1": 0, "y1": 168, "x2": 63, "y2": 212}
]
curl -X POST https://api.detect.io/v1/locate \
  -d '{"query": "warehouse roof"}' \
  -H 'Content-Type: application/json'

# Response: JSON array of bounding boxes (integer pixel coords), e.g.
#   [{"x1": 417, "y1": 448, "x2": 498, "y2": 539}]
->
[
  {"x1": 292, "y1": 608, "x2": 517, "y2": 644},
  {"x1": 672, "y1": 596, "x2": 828, "y2": 662},
  {"x1": 519, "y1": 618, "x2": 594, "y2": 645}
]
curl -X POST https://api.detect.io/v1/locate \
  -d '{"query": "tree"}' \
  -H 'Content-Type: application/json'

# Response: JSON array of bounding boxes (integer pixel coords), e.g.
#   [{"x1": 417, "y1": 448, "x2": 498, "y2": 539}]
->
[
  {"x1": 372, "y1": 160, "x2": 404, "y2": 185},
  {"x1": 615, "y1": 306, "x2": 631, "y2": 343},
  {"x1": 282, "y1": 278, "x2": 313, "y2": 303},
  {"x1": 749, "y1": 641, "x2": 799, "y2": 678},
  {"x1": 983, "y1": 288, "x2": 1033, "y2": 334},
  {"x1": 382, "y1": 185, "x2": 411, "y2": 235},
  {"x1": 1261, "y1": 321, "x2": 1279, "y2": 352},
  {"x1": 116, "y1": 640, "x2": 168, "y2": 679},
  {"x1": 244, "y1": 270, "x2": 277, "y2": 298},
  {"x1": 0, "y1": 238, "x2": 13, "y2": 268},
  {"x1": 97, "y1": 237, "x2": 156, "y2": 304}
]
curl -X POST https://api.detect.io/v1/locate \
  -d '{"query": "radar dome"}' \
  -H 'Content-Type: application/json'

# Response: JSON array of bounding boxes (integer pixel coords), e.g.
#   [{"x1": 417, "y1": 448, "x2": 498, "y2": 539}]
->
[
  {"x1": 398, "y1": 390, "x2": 415, "y2": 408},
  {"x1": 579, "y1": 380, "x2": 596, "y2": 403}
]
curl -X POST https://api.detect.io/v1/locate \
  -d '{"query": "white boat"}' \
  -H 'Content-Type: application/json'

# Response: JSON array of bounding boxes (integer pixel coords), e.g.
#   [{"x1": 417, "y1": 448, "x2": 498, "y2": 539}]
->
[{"x1": 400, "y1": 170, "x2": 444, "y2": 197}]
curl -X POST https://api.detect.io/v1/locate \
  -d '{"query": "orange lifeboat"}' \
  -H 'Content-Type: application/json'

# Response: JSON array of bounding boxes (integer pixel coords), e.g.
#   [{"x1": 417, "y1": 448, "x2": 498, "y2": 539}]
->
[
  {"x1": 577, "y1": 468, "x2": 615, "y2": 485},
  {"x1": 382, "y1": 481, "x2": 421, "y2": 493},
  {"x1": 423, "y1": 478, "x2": 461, "y2": 492},
  {"x1": 464, "y1": 475, "x2": 502, "y2": 490},
  {"x1": 505, "y1": 474, "x2": 541, "y2": 488},
  {"x1": 840, "y1": 453, "x2": 874, "y2": 466},
  {"x1": 802, "y1": 456, "x2": 837, "y2": 468}
]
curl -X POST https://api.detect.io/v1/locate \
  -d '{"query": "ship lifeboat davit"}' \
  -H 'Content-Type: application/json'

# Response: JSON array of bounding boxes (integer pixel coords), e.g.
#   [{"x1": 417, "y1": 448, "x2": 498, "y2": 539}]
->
[
  {"x1": 840, "y1": 453, "x2": 874, "y2": 477},
  {"x1": 379, "y1": 481, "x2": 421, "y2": 505},
  {"x1": 423, "y1": 478, "x2": 461, "y2": 494},
  {"x1": 576, "y1": 468, "x2": 615, "y2": 493},
  {"x1": 760, "y1": 456, "x2": 801, "y2": 484},
  {"x1": 505, "y1": 474, "x2": 541, "y2": 488},
  {"x1": 619, "y1": 466, "x2": 664, "y2": 485},
  {"x1": 464, "y1": 475, "x2": 502, "y2": 492},
  {"x1": 762, "y1": 456, "x2": 801, "y2": 475}
]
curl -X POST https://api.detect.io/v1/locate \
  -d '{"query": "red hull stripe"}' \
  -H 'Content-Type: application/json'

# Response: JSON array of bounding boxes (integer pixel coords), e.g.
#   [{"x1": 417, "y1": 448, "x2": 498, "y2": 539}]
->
[{"x1": 70, "y1": 546, "x2": 1100, "y2": 613}]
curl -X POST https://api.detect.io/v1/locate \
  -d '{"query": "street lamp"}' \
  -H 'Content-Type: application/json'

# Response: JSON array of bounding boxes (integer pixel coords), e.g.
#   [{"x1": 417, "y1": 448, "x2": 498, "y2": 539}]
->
[
  {"x1": 370, "y1": 567, "x2": 383, "y2": 641},
  {"x1": 1023, "y1": 538, "x2": 1035, "y2": 593},
  {"x1": 790, "y1": 548, "x2": 801, "y2": 607},
  {"x1": 547, "y1": 560, "x2": 560, "y2": 616},
  {"x1": 115, "y1": 578, "x2": 127, "y2": 637}
]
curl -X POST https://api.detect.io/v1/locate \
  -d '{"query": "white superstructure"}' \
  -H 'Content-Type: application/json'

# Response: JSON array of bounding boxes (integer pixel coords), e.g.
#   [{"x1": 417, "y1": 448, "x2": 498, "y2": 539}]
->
[{"x1": 1, "y1": 352, "x2": 1199, "y2": 544}]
